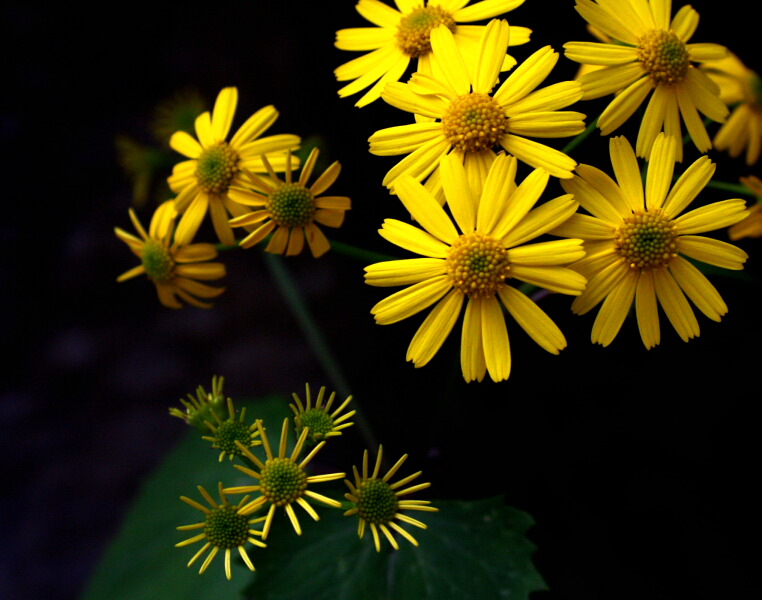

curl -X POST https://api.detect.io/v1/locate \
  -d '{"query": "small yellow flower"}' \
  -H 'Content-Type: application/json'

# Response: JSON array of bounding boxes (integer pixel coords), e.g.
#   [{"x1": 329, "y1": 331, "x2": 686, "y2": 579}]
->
[
  {"x1": 167, "y1": 87, "x2": 300, "y2": 245},
  {"x1": 115, "y1": 201, "x2": 226, "y2": 309},
  {"x1": 553, "y1": 133, "x2": 749, "y2": 348},
  {"x1": 224, "y1": 419, "x2": 345, "y2": 539},
  {"x1": 176, "y1": 483, "x2": 267, "y2": 580},
  {"x1": 228, "y1": 148, "x2": 351, "y2": 257},
  {"x1": 169, "y1": 375, "x2": 228, "y2": 431},
  {"x1": 202, "y1": 397, "x2": 262, "y2": 462},
  {"x1": 289, "y1": 383, "x2": 355, "y2": 444},
  {"x1": 334, "y1": 0, "x2": 531, "y2": 107},
  {"x1": 344, "y1": 445, "x2": 438, "y2": 552},
  {"x1": 564, "y1": 0, "x2": 729, "y2": 160}
]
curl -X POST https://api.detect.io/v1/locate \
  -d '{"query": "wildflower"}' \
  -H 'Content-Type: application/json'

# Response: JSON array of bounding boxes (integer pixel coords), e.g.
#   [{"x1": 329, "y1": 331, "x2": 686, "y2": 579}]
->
[
  {"x1": 175, "y1": 483, "x2": 267, "y2": 580},
  {"x1": 344, "y1": 445, "x2": 437, "y2": 552},
  {"x1": 228, "y1": 147, "x2": 350, "y2": 257},
  {"x1": 151, "y1": 88, "x2": 207, "y2": 144},
  {"x1": 334, "y1": 0, "x2": 530, "y2": 107},
  {"x1": 564, "y1": 0, "x2": 728, "y2": 160},
  {"x1": 289, "y1": 383, "x2": 355, "y2": 444},
  {"x1": 202, "y1": 397, "x2": 262, "y2": 462},
  {"x1": 370, "y1": 20, "x2": 584, "y2": 192},
  {"x1": 170, "y1": 375, "x2": 228, "y2": 431},
  {"x1": 702, "y1": 52, "x2": 762, "y2": 165},
  {"x1": 224, "y1": 419, "x2": 345, "y2": 539},
  {"x1": 553, "y1": 133, "x2": 749, "y2": 348},
  {"x1": 114, "y1": 201, "x2": 226, "y2": 309},
  {"x1": 366, "y1": 152, "x2": 586, "y2": 383},
  {"x1": 167, "y1": 87, "x2": 300, "y2": 245},
  {"x1": 729, "y1": 176, "x2": 762, "y2": 240}
]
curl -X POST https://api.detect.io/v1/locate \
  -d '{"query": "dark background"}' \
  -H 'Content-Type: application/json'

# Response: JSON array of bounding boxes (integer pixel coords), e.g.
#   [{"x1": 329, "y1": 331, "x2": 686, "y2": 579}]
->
[{"x1": 2, "y1": 2, "x2": 759, "y2": 599}]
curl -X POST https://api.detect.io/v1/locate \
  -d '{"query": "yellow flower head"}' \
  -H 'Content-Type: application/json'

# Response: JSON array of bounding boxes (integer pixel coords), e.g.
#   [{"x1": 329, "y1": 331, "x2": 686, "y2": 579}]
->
[
  {"x1": 370, "y1": 20, "x2": 585, "y2": 192},
  {"x1": 344, "y1": 445, "x2": 438, "y2": 551},
  {"x1": 202, "y1": 397, "x2": 262, "y2": 462},
  {"x1": 224, "y1": 418, "x2": 345, "y2": 539},
  {"x1": 553, "y1": 133, "x2": 749, "y2": 348},
  {"x1": 228, "y1": 148, "x2": 351, "y2": 257},
  {"x1": 366, "y1": 152, "x2": 587, "y2": 383},
  {"x1": 564, "y1": 0, "x2": 729, "y2": 161},
  {"x1": 114, "y1": 201, "x2": 226, "y2": 309},
  {"x1": 167, "y1": 87, "x2": 300, "y2": 245},
  {"x1": 170, "y1": 375, "x2": 228, "y2": 431},
  {"x1": 289, "y1": 383, "x2": 356, "y2": 444},
  {"x1": 175, "y1": 483, "x2": 267, "y2": 580},
  {"x1": 335, "y1": 0, "x2": 531, "y2": 107}
]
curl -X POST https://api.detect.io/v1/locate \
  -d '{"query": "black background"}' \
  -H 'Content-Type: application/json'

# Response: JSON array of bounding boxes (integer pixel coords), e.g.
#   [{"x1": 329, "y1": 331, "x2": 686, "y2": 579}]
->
[{"x1": 2, "y1": 2, "x2": 759, "y2": 599}]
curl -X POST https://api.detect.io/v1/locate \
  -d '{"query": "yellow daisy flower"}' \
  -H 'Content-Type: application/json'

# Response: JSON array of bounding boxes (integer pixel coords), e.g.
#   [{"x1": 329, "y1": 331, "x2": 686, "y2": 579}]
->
[
  {"x1": 289, "y1": 383, "x2": 355, "y2": 444},
  {"x1": 553, "y1": 133, "x2": 749, "y2": 348},
  {"x1": 224, "y1": 418, "x2": 345, "y2": 539},
  {"x1": 175, "y1": 483, "x2": 267, "y2": 580},
  {"x1": 335, "y1": 0, "x2": 531, "y2": 107},
  {"x1": 202, "y1": 396, "x2": 262, "y2": 462},
  {"x1": 564, "y1": 0, "x2": 729, "y2": 161},
  {"x1": 369, "y1": 20, "x2": 585, "y2": 192},
  {"x1": 228, "y1": 148, "x2": 351, "y2": 257},
  {"x1": 167, "y1": 87, "x2": 300, "y2": 246},
  {"x1": 344, "y1": 445, "x2": 438, "y2": 551},
  {"x1": 729, "y1": 176, "x2": 762, "y2": 240},
  {"x1": 366, "y1": 152, "x2": 586, "y2": 383},
  {"x1": 115, "y1": 201, "x2": 226, "y2": 309},
  {"x1": 702, "y1": 52, "x2": 762, "y2": 165}
]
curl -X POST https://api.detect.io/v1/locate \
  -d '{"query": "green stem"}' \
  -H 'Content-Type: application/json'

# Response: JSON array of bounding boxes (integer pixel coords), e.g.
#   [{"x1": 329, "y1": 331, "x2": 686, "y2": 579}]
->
[
  {"x1": 264, "y1": 253, "x2": 378, "y2": 452},
  {"x1": 705, "y1": 180, "x2": 756, "y2": 196},
  {"x1": 562, "y1": 116, "x2": 599, "y2": 155},
  {"x1": 330, "y1": 240, "x2": 399, "y2": 263}
]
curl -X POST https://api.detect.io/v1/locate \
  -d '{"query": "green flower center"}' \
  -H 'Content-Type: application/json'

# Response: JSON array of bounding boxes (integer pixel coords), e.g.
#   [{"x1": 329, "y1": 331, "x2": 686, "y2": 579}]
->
[
  {"x1": 637, "y1": 30, "x2": 690, "y2": 86},
  {"x1": 615, "y1": 210, "x2": 678, "y2": 269},
  {"x1": 259, "y1": 457, "x2": 308, "y2": 506},
  {"x1": 204, "y1": 505, "x2": 249, "y2": 549},
  {"x1": 213, "y1": 420, "x2": 254, "y2": 457},
  {"x1": 195, "y1": 141, "x2": 239, "y2": 194},
  {"x1": 446, "y1": 232, "x2": 511, "y2": 297},
  {"x1": 442, "y1": 93, "x2": 507, "y2": 153},
  {"x1": 396, "y1": 6, "x2": 456, "y2": 57},
  {"x1": 356, "y1": 479, "x2": 398, "y2": 525},
  {"x1": 268, "y1": 183, "x2": 316, "y2": 228},
  {"x1": 296, "y1": 409, "x2": 334, "y2": 441},
  {"x1": 141, "y1": 239, "x2": 174, "y2": 283}
]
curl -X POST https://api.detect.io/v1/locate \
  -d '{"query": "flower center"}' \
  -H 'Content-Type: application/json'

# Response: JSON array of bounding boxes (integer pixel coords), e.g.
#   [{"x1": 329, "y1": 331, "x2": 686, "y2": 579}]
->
[
  {"x1": 614, "y1": 210, "x2": 678, "y2": 269},
  {"x1": 446, "y1": 232, "x2": 511, "y2": 297},
  {"x1": 296, "y1": 409, "x2": 334, "y2": 442},
  {"x1": 195, "y1": 141, "x2": 239, "y2": 194},
  {"x1": 268, "y1": 183, "x2": 316, "y2": 228},
  {"x1": 259, "y1": 457, "x2": 308, "y2": 506},
  {"x1": 442, "y1": 93, "x2": 507, "y2": 153},
  {"x1": 204, "y1": 505, "x2": 250, "y2": 548},
  {"x1": 213, "y1": 420, "x2": 256, "y2": 457},
  {"x1": 355, "y1": 479, "x2": 398, "y2": 525},
  {"x1": 395, "y1": 6, "x2": 456, "y2": 57},
  {"x1": 141, "y1": 239, "x2": 174, "y2": 283},
  {"x1": 637, "y1": 30, "x2": 690, "y2": 86}
]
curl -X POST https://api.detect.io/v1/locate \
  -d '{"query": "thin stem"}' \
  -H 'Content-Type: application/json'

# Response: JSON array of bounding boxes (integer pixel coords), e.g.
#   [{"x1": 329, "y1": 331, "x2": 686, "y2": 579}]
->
[
  {"x1": 705, "y1": 180, "x2": 756, "y2": 196},
  {"x1": 562, "y1": 116, "x2": 599, "y2": 155},
  {"x1": 330, "y1": 240, "x2": 399, "y2": 263}
]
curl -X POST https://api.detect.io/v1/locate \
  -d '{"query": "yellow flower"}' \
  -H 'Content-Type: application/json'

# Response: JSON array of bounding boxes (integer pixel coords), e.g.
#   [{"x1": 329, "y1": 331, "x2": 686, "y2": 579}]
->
[
  {"x1": 115, "y1": 201, "x2": 226, "y2": 309},
  {"x1": 344, "y1": 445, "x2": 437, "y2": 551},
  {"x1": 169, "y1": 375, "x2": 228, "y2": 431},
  {"x1": 729, "y1": 176, "x2": 762, "y2": 240},
  {"x1": 202, "y1": 396, "x2": 262, "y2": 462},
  {"x1": 553, "y1": 133, "x2": 749, "y2": 348},
  {"x1": 702, "y1": 52, "x2": 762, "y2": 165},
  {"x1": 228, "y1": 148, "x2": 351, "y2": 257},
  {"x1": 175, "y1": 483, "x2": 267, "y2": 580},
  {"x1": 564, "y1": 0, "x2": 729, "y2": 161},
  {"x1": 167, "y1": 87, "x2": 300, "y2": 245},
  {"x1": 366, "y1": 152, "x2": 586, "y2": 383},
  {"x1": 335, "y1": 0, "x2": 531, "y2": 107},
  {"x1": 289, "y1": 383, "x2": 355, "y2": 444},
  {"x1": 224, "y1": 418, "x2": 345, "y2": 539},
  {"x1": 369, "y1": 20, "x2": 585, "y2": 192}
]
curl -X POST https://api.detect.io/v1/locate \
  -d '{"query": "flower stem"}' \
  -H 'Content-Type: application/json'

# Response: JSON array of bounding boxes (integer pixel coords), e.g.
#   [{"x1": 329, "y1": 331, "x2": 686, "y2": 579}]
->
[
  {"x1": 705, "y1": 180, "x2": 756, "y2": 196},
  {"x1": 330, "y1": 240, "x2": 399, "y2": 263},
  {"x1": 562, "y1": 116, "x2": 599, "y2": 155}
]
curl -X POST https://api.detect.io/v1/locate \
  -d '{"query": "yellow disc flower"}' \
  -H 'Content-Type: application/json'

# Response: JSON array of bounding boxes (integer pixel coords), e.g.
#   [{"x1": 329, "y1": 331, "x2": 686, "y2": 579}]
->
[
  {"x1": 289, "y1": 383, "x2": 355, "y2": 444},
  {"x1": 564, "y1": 0, "x2": 729, "y2": 161},
  {"x1": 170, "y1": 375, "x2": 228, "y2": 432},
  {"x1": 370, "y1": 20, "x2": 585, "y2": 192},
  {"x1": 224, "y1": 419, "x2": 345, "y2": 539},
  {"x1": 115, "y1": 201, "x2": 226, "y2": 309},
  {"x1": 553, "y1": 133, "x2": 749, "y2": 348},
  {"x1": 344, "y1": 445, "x2": 438, "y2": 552},
  {"x1": 228, "y1": 148, "x2": 351, "y2": 257},
  {"x1": 175, "y1": 483, "x2": 267, "y2": 580},
  {"x1": 202, "y1": 397, "x2": 262, "y2": 462},
  {"x1": 335, "y1": 0, "x2": 531, "y2": 107},
  {"x1": 167, "y1": 87, "x2": 300, "y2": 246},
  {"x1": 366, "y1": 152, "x2": 586, "y2": 383}
]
